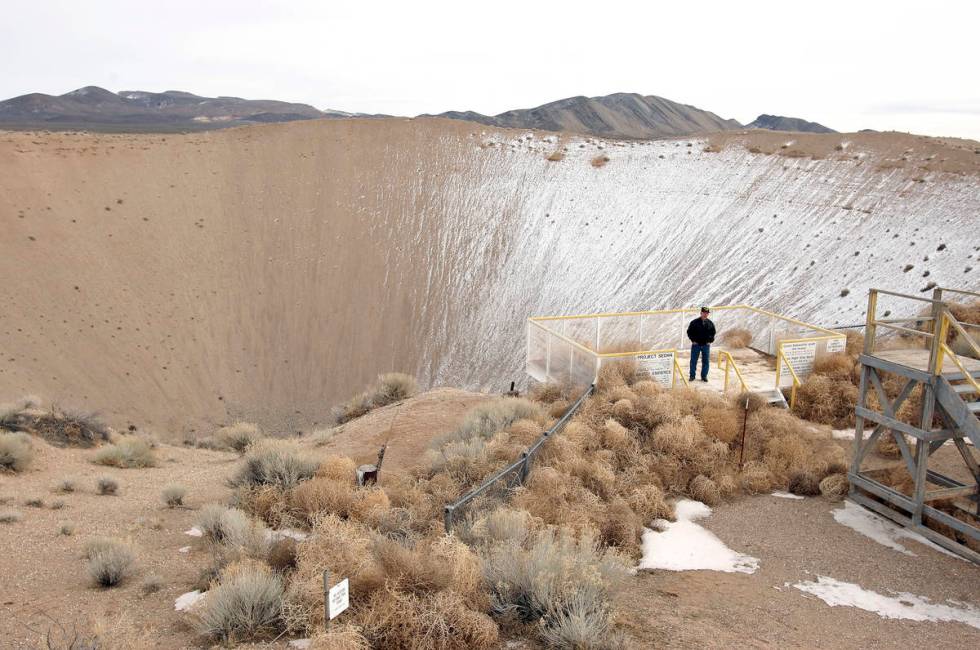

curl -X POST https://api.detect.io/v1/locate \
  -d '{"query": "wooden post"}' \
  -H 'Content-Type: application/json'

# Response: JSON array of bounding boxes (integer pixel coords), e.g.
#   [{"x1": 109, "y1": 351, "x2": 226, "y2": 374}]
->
[{"x1": 864, "y1": 289, "x2": 878, "y2": 355}]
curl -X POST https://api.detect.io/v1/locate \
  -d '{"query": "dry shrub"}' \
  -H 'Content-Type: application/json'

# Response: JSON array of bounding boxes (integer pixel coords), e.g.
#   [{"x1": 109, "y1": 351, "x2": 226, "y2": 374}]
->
[
  {"x1": 819, "y1": 473, "x2": 849, "y2": 501},
  {"x1": 0, "y1": 432, "x2": 33, "y2": 472},
  {"x1": 688, "y1": 474, "x2": 721, "y2": 505},
  {"x1": 793, "y1": 353, "x2": 860, "y2": 428},
  {"x1": 291, "y1": 478, "x2": 391, "y2": 524},
  {"x1": 739, "y1": 461, "x2": 773, "y2": 494},
  {"x1": 700, "y1": 405, "x2": 740, "y2": 443},
  {"x1": 333, "y1": 373, "x2": 418, "y2": 424},
  {"x1": 530, "y1": 382, "x2": 571, "y2": 404},
  {"x1": 595, "y1": 360, "x2": 640, "y2": 395},
  {"x1": 287, "y1": 514, "x2": 493, "y2": 647},
  {"x1": 591, "y1": 154, "x2": 610, "y2": 167},
  {"x1": 794, "y1": 374, "x2": 859, "y2": 429},
  {"x1": 0, "y1": 509, "x2": 22, "y2": 523},
  {"x1": 626, "y1": 484, "x2": 672, "y2": 523},
  {"x1": 216, "y1": 422, "x2": 263, "y2": 453},
  {"x1": 162, "y1": 484, "x2": 186, "y2": 507},
  {"x1": 13, "y1": 407, "x2": 110, "y2": 448},
  {"x1": 194, "y1": 562, "x2": 284, "y2": 642},
  {"x1": 358, "y1": 587, "x2": 498, "y2": 650},
  {"x1": 720, "y1": 327, "x2": 753, "y2": 349},
  {"x1": 546, "y1": 150, "x2": 565, "y2": 162},
  {"x1": 97, "y1": 476, "x2": 119, "y2": 495},
  {"x1": 308, "y1": 625, "x2": 371, "y2": 650},
  {"x1": 317, "y1": 455, "x2": 358, "y2": 482},
  {"x1": 268, "y1": 537, "x2": 298, "y2": 572},
  {"x1": 93, "y1": 436, "x2": 156, "y2": 468},
  {"x1": 442, "y1": 398, "x2": 543, "y2": 446},
  {"x1": 374, "y1": 373, "x2": 419, "y2": 407},
  {"x1": 484, "y1": 527, "x2": 627, "y2": 644},
  {"x1": 87, "y1": 539, "x2": 135, "y2": 587},
  {"x1": 196, "y1": 504, "x2": 270, "y2": 559},
  {"x1": 141, "y1": 574, "x2": 164, "y2": 595},
  {"x1": 787, "y1": 471, "x2": 822, "y2": 496},
  {"x1": 875, "y1": 432, "x2": 905, "y2": 458},
  {"x1": 231, "y1": 440, "x2": 319, "y2": 490}
]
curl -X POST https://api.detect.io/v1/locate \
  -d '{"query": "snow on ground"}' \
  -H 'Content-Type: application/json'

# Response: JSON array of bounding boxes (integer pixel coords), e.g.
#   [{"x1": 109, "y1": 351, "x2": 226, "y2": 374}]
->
[
  {"x1": 184, "y1": 526, "x2": 203, "y2": 537},
  {"x1": 832, "y1": 428, "x2": 855, "y2": 440},
  {"x1": 178, "y1": 545, "x2": 191, "y2": 553},
  {"x1": 833, "y1": 501, "x2": 961, "y2": 559},
  {"x1": 289, "y1": 640, "x2": 312, "y2": 649},
  {"x1": 268, "y1": 528, "x2": 309, "y2": 542},
  {"x1": 638, "y1": 499, "x2": 759, "y2": 573},
  {"x1": 175, "y1": 590, "x2": 206, "y2": 612},
  {"x1": 793, "y1": 576, "x2": 980, "y2": 629},
  {"x1": 772, "y1": 491, "x2": 805, "y2": 500}
]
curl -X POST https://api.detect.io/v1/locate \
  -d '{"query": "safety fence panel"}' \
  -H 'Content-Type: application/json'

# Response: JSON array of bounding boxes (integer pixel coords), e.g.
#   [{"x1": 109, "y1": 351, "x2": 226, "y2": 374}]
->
[{"x1": 444, "y1": 384, "x2": 595, "y2": 534}]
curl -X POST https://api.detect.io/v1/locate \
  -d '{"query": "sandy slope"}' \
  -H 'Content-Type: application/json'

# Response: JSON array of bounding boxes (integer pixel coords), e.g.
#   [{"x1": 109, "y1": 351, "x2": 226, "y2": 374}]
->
[{"x1": 1, "y1": 120, "x2": 977, "y2": 437}]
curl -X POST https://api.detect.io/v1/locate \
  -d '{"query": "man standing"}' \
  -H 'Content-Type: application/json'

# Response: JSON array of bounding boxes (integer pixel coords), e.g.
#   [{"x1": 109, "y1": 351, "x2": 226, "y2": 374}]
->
[{"x1": 687, "y1": 306, "x2": 715, "y2": 382}]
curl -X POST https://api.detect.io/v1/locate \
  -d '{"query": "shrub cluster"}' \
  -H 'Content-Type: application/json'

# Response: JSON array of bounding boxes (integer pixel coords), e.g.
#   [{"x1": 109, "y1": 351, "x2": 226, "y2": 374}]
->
[
  {"x1": 0, "y1": 432, "x2": 33, "y2": 472},
  {"x1": 332, "y1": 373, "x2": 418, "y2": 425},
  {"x1": 215, "y1": 422, "x2": 263, "y2": 453},
  {"x1": 93, "y1": 436, "x2": 157, "y2": 468}
]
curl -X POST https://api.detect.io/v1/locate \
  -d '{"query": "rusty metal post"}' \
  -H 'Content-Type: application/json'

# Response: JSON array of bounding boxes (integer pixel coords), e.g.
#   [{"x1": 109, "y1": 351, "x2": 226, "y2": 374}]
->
[{"x1": 738, "y1": 395, "x2": 749, "y2": 469}]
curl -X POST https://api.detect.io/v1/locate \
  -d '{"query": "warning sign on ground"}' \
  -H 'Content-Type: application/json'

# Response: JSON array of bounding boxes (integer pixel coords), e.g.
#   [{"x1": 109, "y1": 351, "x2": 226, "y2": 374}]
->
[
  {"x1": 780, "y1": 341, "x2": 817, "y2": 384},
  {"x1": 636, "y1": 351, "x2": 675, "y2": 387},
  {"x1": 826, "y1": 337, "x2": 846, "y2": 354},
  {"x1": 329, "y1": 578, "x2": 349, "y2": 620}
]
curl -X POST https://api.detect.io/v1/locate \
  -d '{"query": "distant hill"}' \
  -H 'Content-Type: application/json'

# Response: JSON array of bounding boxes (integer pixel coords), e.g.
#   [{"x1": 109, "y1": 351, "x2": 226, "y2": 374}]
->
[
  {"x1": 431, "y1": 93, "x2": 742, "y2": 139},
  {"x1": 747, "y1": 114, "x2": 836, "y2": 134},
  {"x1": 0, "y1": 86, "x2": 837, "y2": 138},
  {"x1": 0, "y1": 86, "x2": 354, "y2": 131}
]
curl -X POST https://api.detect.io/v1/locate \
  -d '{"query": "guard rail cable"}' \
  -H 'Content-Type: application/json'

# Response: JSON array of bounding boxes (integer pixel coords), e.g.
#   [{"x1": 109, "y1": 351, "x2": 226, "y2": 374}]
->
[{"x1": 443, "y1": 383, "x2": 595, "y2": 533}]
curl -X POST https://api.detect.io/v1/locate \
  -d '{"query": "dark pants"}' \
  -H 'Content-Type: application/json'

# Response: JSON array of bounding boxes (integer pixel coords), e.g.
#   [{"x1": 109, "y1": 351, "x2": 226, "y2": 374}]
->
[{"x1": 690, "y1": 344, "x2": 710, "y2": 380}]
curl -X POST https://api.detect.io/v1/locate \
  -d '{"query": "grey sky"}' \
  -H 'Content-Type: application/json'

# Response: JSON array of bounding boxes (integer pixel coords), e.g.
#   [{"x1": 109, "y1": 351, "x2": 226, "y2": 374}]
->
[{"x1": 2, "y1": 0, "x2": 978, "y2": 139}]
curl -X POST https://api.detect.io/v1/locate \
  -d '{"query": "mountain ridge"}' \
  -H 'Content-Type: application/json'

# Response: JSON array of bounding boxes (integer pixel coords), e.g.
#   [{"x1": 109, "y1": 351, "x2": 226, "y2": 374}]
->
[{"x1": 1, "y1": 86, "x2": 835, "y2": 138}]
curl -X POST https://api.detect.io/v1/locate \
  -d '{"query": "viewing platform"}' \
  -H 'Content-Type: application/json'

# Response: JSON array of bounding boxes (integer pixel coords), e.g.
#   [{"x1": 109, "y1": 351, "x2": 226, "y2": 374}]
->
[{"x1": 526, "y1": 304, "x2": 847, "y2": 407}]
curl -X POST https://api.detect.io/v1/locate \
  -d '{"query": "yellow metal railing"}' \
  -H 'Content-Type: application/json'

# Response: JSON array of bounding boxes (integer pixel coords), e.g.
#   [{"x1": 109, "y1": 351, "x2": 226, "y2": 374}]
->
[
  {"x1": 674, "y1": 357, "x2": 689, "y2": 387},
  {"x1": 528, "y1": 303, "x2": 846, "y2": 397},
  {"x1": 936, "y1": 309, "x2": 980, "y2": 394},
  {"x1": 717, "y1": 350, "x2": 748, "y2": 393},
  {"x1": 775, "y1": 347, "x2": 802, "y2": 408}
]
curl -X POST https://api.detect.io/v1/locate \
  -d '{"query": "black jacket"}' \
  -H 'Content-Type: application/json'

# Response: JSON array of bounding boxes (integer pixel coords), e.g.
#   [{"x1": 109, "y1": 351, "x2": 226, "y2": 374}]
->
[{"x1": 687, "y1": 317, "x2": 716, "y2": 345}]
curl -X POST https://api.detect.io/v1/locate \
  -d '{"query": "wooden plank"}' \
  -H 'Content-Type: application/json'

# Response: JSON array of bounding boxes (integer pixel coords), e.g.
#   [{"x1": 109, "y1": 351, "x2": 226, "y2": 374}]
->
[
  {"x1": 855, "y1": 406, "x2": 930, "y2": 440},
  {"x1": 924, "y1": 485, "x2": 978, "y2": 501}
]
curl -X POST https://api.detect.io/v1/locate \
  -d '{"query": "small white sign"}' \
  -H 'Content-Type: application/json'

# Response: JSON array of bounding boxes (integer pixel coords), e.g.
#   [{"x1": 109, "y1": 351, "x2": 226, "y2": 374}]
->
[
  {"x1": 780, "y1": 341, "x2": 817, "y2": 384},
  {"x1": 636, "y1": 351, "x2": 675, "y2": 387},
  {"x1": 328, "y1": 578, "x2": 349, "y2": 620},
  {"x1": 826, "y1": 337, "x2": 846, "y2": 354}
]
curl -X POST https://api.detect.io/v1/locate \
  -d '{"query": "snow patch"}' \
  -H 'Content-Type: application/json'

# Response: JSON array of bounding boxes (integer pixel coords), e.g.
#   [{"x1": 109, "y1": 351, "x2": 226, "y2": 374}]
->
[
  {"x1": 833, "y1": 501, "x2": 961, "y2": 559},
  {"x1": 178, "y1": 545, "x2": 191, "y2": 554},
  {"x1": 831, "y1": 428, "x2": 855, "y2": 440},
  {"x1": 638, "y1": 499, "x2": 759, "y2": 574},
  {"x1": 184, "y1": 526, "x2": 203, "y2": 537},
  {"x1": 289, "y1": 640, "x2": 312, "y2": 649},
  {"x1": 267, "y1": 528, "x2": 309, "y2": 542},
  {"x1": 772, "y1": 491, "x2": 804, "y2": 500},
  {"x1": 175, "y1": 590, "x2": 206, "y2": 612},
  {"x1": 794, "y1": 576, "x2": 980, "y2": 629}
]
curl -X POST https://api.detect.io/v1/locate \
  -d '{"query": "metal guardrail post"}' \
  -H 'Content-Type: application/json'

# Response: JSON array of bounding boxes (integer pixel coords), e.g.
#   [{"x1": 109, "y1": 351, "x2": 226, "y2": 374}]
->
[{"x1": 444, "y1": 505, "x2": 454, "y2": 534}]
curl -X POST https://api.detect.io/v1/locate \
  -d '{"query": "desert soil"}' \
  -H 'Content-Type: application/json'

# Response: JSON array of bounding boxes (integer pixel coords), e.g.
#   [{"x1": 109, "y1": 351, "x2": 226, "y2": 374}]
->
[{"x1": 2, "y1": 397, "x2": 978, "y2": 648}]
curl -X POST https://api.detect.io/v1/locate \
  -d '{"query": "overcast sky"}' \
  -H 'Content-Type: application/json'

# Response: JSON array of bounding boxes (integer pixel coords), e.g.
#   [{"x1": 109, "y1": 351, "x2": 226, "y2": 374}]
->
[{"x1": 3, "y1": 0, "x2": 979, "y2": 139}]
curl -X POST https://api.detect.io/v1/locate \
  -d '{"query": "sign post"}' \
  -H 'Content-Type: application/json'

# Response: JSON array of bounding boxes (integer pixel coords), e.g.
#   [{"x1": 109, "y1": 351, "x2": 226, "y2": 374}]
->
[
  {"x1": 636, "y1": 351, "x2": 676, "y2": 387},
  {"x1": 323, "y1": 571, "x2": 350, "y2": 629}
]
